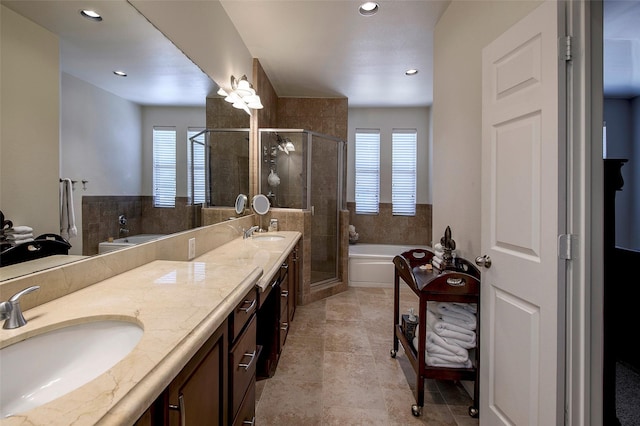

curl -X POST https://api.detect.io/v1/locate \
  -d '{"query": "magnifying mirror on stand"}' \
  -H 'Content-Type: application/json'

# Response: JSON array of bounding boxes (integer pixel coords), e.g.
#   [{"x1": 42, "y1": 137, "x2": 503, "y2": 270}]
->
[
  {"x1": 235, "y1": 194, "x2": 248, "y2": 216},
  {"x1": 251, "y1": 194, "x2": 270, "y2": 231}
]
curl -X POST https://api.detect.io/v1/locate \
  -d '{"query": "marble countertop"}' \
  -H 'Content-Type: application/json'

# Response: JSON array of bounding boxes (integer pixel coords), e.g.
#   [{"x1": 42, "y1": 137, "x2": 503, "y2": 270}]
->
[
  {"x1": 193, "y1": 231, "x2": 301, "y2": 292},
  {"x1": 0, "y1": 231, "x2": 301, "y2": 425}
]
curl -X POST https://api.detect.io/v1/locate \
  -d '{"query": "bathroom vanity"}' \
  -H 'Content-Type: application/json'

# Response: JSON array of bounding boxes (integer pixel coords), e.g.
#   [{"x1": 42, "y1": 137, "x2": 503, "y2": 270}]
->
[{"x1": 0, "y1": 230, "x2": 301, "y2": 426}]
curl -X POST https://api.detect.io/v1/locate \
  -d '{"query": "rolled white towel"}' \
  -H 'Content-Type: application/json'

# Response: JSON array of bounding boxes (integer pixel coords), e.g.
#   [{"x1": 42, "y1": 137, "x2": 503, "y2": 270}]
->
[
  {"x1": 427, "y1": 331, "x2": 469, "y2": 359},
  {"x1": 432, "y1": 302, "x2": 477, "y2": 330},
  {"x1": 426, "y1": 309, "x2": 476, "y2": 349},
  {"x1": 414, "y1": 323, "x2": 470, "y2": 359},
  {"x1": 440, "y1": 313, "x2": 476, "y2": 331},
  {"x1": 6, "y1": 226, "x2": 33, "y2": 234},
  {"x1": 426, "y1": 354, "x2": 472, "y2": 368},
  {"x1": 454, "y1": 302, "x2": 477, "y2": 314},
  {"x1": 412, "y1": 336, "x2": 472, "y2": 368},
  {"x1": 5, "y1": 233, "x2": 34, "y2": 241}
]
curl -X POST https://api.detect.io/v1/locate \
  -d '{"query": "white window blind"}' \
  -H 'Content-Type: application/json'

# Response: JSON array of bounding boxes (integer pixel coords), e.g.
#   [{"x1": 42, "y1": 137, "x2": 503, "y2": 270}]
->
[
  {"x1": 355, "y1": 129, "x2": 380, "y2": 214},
  {"x1": 392, "y1": 129, "x2": 417, "y2": 216},
  {"x1": 188, "y1": 128, "x2": 206, "y2": 205},
  {"x1": 153, "y1": 127, "x2": 176, "y2": 208}
]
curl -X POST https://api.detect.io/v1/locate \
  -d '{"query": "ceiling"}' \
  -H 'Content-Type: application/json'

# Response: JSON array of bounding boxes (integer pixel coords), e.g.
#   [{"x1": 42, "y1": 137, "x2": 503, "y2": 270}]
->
[{"x1": 2, "y1": 0, "x2": 639, "y2": 108}]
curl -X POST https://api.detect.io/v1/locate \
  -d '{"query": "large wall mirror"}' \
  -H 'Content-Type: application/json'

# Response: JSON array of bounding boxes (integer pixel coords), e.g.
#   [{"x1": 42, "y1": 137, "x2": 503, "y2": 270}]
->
[{"x1": 1, "y1": 0, "x2": 248, "y2": 279}]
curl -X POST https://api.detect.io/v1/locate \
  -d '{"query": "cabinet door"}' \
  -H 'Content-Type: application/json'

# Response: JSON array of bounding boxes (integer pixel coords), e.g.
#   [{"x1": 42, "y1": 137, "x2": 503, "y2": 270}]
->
[
  {"x1": 288, "y1": 245, "x2": 299, "y2": 322},
  {"x1": 168, "y1": 320, "x2": 228, "y2": 425}
]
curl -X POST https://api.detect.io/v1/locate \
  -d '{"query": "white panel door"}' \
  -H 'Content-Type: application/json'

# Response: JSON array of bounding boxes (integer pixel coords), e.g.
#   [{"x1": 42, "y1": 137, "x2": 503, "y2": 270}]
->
[{"x1": 480, "y1": 1, "x2": 565, "y2": 425}]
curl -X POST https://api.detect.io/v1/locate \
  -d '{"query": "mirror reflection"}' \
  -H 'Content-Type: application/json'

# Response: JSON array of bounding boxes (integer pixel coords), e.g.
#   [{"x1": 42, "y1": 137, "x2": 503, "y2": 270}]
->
[{"x1": 0, "y1": 1, "x2": 242, "y2": 279}]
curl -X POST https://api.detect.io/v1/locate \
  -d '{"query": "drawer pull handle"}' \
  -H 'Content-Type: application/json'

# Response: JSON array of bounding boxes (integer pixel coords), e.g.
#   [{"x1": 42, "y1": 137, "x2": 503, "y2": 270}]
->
[
  {"x1": 281, "y1": 322, "x2": 289, "y2": 331},
  {"x1": 238, "y1": 349, "x2": 257, "y2": 371},
  {"x1": 168, "y1": 394, "x2": 186, "y2": 425},
  {"x1": 243, "y1": 417, "x2": 256, "y2": 425},
  {"x1": 239, "y1": 299, "x2": 256, "y2": 314},
  {"x1": 281, "y1": 290, "x2": 289, "y2": 297},
  {"x1": 446, "y1": 277, "x2": 465, "y2": 287}
]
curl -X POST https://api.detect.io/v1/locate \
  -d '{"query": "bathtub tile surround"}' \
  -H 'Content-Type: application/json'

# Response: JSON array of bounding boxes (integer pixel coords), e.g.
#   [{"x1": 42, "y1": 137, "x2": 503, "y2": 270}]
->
[
  {"x1": 256, "y1": 287, "x2": 478, "y2": 425},
  {"x1": 82, "y1": 196, "x2": 199, "y2": 256},
  {"x1": 348, "y1": 202, "x2": 432, "y2": 246}
]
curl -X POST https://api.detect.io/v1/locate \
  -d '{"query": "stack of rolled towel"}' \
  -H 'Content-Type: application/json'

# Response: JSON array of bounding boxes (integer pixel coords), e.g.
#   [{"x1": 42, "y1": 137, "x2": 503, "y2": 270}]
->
[
  {"x1": 431, "y1": 243, "x2": 452, "y2": 269},
  {"x1": 412, "y1": 301, "x2": 477, "y2": 368},
  {"x1": 4, "y1": 226, "x2": 34, "y2": 245}
]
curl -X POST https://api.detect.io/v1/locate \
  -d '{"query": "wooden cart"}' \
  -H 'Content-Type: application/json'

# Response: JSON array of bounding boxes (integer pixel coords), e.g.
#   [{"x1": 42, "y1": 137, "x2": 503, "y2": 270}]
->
[{"x1": 391, "y1": 248, "x2": 480, "y2": 418}]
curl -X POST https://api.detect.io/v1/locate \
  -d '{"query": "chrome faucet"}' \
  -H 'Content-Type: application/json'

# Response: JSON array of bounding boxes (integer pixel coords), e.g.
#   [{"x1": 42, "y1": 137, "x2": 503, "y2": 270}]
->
[
  {"x1": 118, "y1": 214, "x2": 129, "y2": 238},
  {"x1": 0, "y1": 285, "x2": 40, "y2": 329},
  {"x1": 243, "y1": 226, "x2": 260, "y2": 239}
]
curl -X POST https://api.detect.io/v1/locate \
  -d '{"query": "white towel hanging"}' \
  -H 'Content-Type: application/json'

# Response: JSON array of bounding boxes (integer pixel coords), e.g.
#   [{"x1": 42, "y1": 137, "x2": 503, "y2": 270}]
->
[{"x1": 60, "y1": 178, "x2": 77, "y2": 239}]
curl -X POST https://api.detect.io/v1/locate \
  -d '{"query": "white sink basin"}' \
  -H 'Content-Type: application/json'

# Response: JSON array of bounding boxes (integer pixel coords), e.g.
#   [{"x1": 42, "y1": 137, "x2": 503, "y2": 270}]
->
[
  {"x1": 252, "y1": 235, "x2": 285, "y2": 241},
  {"x1": 0, "y1": 320, "x2": 143, "y2": 418}
]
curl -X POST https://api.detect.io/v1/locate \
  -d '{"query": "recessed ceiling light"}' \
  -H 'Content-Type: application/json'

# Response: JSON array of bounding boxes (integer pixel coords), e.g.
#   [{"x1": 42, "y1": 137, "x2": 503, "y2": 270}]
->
[
  {"x1": 113, "y1": 70, "x2": 127, "y2": 77},
  {"x1": 79, "y1": 9, "x2": 102, "y2": 22},
  {"x1": 359, "y1": 2, "x2": 379, "y2": 16},
  {"x1": 405, "y1": 69, "x2": 419, "y2": 76}
]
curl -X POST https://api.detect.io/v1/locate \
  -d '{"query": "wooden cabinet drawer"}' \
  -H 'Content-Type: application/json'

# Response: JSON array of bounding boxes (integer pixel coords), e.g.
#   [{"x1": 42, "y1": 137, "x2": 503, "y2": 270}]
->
[
  {"x1": 232, "y1": 377, "x2": 256, "y2": 426},
  {"x1": 230, "y1": 314, "x2": 257, "y2": 417},
  {"x1": 231, "y1": 288, "x2": 258, "y2": 341}
]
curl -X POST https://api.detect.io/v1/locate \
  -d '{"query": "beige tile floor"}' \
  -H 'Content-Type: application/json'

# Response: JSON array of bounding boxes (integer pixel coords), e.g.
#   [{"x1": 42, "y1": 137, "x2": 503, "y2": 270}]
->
[{"x1": 255, "y1": 287, "x2": 480, "y2": 425}]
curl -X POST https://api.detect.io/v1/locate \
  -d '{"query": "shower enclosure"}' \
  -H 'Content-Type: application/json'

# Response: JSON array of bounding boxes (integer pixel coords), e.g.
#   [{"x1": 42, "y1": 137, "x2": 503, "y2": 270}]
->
[
  {"x1": 189, "y1": 128, "x2": 250, "y2": 207},
  {"x1": 259, "y1": 129, "x2": 347, "y2": 287}
]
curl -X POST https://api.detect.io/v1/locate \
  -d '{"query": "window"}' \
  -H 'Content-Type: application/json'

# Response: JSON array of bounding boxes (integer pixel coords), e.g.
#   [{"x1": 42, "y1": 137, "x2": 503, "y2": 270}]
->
[
  {"x1": 392, "y1": 129, "x2": 417, "y2": 216},
  {"x1": 153, "y1": 127, "x2": 176, "y2": 208},
  {"x1": 355, "y1": 129, "x2": 380, "y2": 214},
  {"x1": 188, "y1": 128, "x2": 206, "y2": 205}
]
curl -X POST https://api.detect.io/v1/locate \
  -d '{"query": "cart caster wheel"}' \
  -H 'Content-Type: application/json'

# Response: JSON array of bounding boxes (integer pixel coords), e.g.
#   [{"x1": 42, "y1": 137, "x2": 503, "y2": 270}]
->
[
  {"x1": 390, "y1": 349, "x2": 397, "y2": 358},
  {"x1": 469, "y1": 406, "x2": 479, "y2": 418},
  {"x1": 411, "y1": 404, "x2": 422, "y2": 417}
]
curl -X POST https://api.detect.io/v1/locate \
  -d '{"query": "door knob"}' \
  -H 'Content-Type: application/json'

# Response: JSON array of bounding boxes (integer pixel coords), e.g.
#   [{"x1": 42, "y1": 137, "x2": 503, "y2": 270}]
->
[{"x1": 475, "y1": 255, "x2": 492, "y2": 268}]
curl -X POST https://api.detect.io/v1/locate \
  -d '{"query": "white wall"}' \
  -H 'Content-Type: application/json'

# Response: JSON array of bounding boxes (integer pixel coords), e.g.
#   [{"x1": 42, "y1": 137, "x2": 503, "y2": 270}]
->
[
  {"x1": 141, "y1": 107, "x2": 207, "y2": 198},
  {"x1": 60, "y1": 73, "x2": 143, "y2": 254},
  {"x1": 604, "y1": 97, "x2": 640, "y2": 250},
  {"x1": 1, "y1": 5, "x2": 60, "y2": 236},
  {"x1": 432, "y1": 0, "x2": 542, "y2": 259},
  {"x1": 347, "y1": 107, "x2": 431, "y2": 204}
]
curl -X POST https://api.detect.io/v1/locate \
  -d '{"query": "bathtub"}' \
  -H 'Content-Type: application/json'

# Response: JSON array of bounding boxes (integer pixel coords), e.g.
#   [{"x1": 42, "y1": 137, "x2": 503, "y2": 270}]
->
[
  {"x1": 98, "y1": 234, "x2": 166, "y2": 254},
  {"x1": 348, "y1": 243, "x2": 431, "y2": 288}
]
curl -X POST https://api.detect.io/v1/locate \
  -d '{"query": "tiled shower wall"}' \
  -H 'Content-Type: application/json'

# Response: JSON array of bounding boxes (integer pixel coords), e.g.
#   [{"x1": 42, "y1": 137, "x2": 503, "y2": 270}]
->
[{"x1": 82, "y1": 196, "x2": 199, "y2": 256}]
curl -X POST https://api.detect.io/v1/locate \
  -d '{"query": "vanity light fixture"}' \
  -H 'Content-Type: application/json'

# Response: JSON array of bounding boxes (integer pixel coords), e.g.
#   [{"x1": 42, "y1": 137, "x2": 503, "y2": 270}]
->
[
  {"x1": 80, "y1": 9, "x2": 102, "y2": 22},
  {"x1": 359, "y1": 2, "x2": 379, "y2": 16},
  {"x1": 113, "y1": 70, "x2": 127, "y2": 77},
  {"x1": 405, "y1": 69, "x2": 419, "y2": 76},
  {"x1": 217, "y1": 75, "x2": 263, "y2": 115}
]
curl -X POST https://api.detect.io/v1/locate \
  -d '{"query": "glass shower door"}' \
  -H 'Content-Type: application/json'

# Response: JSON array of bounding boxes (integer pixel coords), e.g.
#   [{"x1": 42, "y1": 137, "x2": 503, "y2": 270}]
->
[{"x1": 309, "y1": 132, "x2": 343, "y2": 286}]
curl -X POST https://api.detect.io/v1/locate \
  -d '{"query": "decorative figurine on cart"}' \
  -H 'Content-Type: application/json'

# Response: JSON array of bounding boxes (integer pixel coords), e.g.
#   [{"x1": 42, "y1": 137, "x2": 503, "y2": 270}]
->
[{"x1": 440, "y1": 226, "x2": 456, "y2": 269}]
